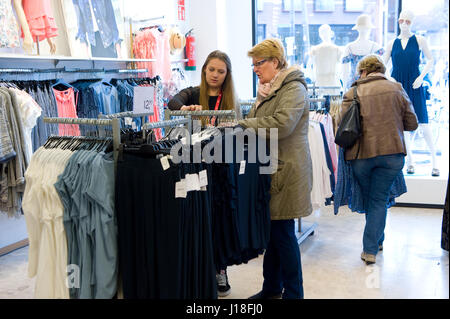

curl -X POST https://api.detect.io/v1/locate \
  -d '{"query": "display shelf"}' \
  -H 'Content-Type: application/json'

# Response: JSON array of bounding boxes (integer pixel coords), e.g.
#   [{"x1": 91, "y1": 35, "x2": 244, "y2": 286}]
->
[{"x1": 0, "y1": 53, "x2": 156, "y2": 63}]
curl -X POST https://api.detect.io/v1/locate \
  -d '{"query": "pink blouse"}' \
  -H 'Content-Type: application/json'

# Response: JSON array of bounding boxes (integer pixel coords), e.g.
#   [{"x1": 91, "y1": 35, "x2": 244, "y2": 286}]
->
[
  {"x1": 52, "y1": 88, "x2": 80, "y2": 136},
  {"x1": 133, "y1": 28, "x2": 172, "y2": 83}
]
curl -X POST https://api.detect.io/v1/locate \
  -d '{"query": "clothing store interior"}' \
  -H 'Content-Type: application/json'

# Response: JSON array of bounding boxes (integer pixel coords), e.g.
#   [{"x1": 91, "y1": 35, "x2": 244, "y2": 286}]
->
[{"x1": 0, "y1": 0, "x2": 448, "y2": 301}]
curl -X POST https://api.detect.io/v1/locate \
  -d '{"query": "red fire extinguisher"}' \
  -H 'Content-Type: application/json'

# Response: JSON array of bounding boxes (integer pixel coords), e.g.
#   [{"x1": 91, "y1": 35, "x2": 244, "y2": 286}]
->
[{"x1": 185, "y1": 29, "x2": 196, "y2": 71}]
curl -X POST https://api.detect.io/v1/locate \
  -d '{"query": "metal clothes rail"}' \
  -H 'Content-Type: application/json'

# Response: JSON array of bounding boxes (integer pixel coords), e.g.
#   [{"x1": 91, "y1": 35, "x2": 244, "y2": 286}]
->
[
  {"x1": 142, "y1": 118, "x2": 190, "y2": 130},
  {"x1": 165, "y1": 110, "x2": 237, "y2": 118},
  {"x1": 43, "y1": 117, "x2": 121, "y2": 166}
]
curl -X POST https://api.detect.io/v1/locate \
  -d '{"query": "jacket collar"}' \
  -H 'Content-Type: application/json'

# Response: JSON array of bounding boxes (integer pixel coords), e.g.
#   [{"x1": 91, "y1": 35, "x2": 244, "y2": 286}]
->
[
  {"x1": 257, "y1": 65, "x2": 306, "y2": 102},
  {"x1": 352, "y1": 73, "x2": 388, "y2": 86}
]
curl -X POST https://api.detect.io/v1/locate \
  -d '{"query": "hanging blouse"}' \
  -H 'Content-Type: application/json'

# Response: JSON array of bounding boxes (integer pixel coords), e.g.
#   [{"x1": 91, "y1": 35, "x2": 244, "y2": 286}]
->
[
  {"x1": 133, "y1": 28, "x2": 172, "y2": 82},
  {"x1": 20, "y1": 0, "x2": 58, "y2": 42},
  {"x1": 53, "y1": 87, "x2": 81, "y2": 136},
  {"x1": 0, "y1": 0, "x2": 20, "y2": 48}
]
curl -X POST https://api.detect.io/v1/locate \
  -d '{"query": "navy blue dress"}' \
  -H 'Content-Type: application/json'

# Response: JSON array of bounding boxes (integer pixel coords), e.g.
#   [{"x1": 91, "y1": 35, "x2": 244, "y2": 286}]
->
[{"x1": 391, "y1": 35, "x2": 428, "y2": 123}]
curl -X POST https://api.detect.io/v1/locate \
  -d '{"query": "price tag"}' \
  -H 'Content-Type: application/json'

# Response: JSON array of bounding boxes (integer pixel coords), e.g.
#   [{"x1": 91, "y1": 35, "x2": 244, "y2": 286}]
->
[
  {"x1": 185, "y1": 174, "x2": 200, "y2": 192},
  {"x1": 175, "y1": 179, "x2": 187, "y2": 198},
  {"x1": 239, "y1": 160, "x2": 246, "y2": 175},
  {"x1": 160, "y1": 156, "x2": 170, "y2": 170},
  {"x1": 124, "y1": 117, "x2": 133, "y2": 126},
  {"x1": 199, "y1": 170, "x2": 208, "y2": 187},
  {"x1": 133, "y1": 86, "x2": 155, "y2": 114}
]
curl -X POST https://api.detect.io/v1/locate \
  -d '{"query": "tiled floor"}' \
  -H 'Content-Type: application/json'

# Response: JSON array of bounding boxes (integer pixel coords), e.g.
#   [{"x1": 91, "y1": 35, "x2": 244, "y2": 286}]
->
[{"x1": 0, "y1": 205, "x2": 448, "y2": 299}]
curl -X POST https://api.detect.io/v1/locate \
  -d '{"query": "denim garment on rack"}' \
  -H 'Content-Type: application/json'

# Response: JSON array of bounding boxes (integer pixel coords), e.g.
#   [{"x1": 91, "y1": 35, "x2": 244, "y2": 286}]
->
[
  {"x1": 90, "y1": 81, "x2": 119, "y2": 115},
  {"x1": 333, "y1": 147, "x2": 407, "y2": 215},
  {"x1": 113, "y1": 80, "x2": 143, "y2": 129},
  {"x1": 72, "y1": 0, "x2": 120, "y2": 48}
]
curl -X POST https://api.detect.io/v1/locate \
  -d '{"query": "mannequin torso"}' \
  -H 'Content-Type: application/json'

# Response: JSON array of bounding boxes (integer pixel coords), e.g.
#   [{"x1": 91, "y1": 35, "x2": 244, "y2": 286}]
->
[
  {"x1": 342, "y1": 28, "x2": 383, "y2": 89},
  {"x1": 310, "y1": 25, "x2": 342, "y2": 89}
]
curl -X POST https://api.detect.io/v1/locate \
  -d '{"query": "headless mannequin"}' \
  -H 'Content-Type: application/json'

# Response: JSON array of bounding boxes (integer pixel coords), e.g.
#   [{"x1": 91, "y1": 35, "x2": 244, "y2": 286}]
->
[
  {"x1": 12, "y1": 0, "x2": 56, "y2": 54},
  {"x1": 309, "y1": 25, "x2": 342, "y2": 95},
  {"x1": 342, "y1": 27, "x2": 382, "y2": 89},
  {"x1": 384, "y1": 10, "x2": 438, "y2": 176}
]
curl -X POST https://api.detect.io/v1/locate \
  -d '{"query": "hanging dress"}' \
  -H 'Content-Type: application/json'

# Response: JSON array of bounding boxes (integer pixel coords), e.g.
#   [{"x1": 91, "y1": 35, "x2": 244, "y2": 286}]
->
[
  {"x1": 342, "y1": 43, "x2": 384, "y2": 89},
  {"x1": 391, "y1": 35, "x2": 428, "y2": 123},
  {"x1": 20, "y1": 0, "x2": 58, "y2": 42}
]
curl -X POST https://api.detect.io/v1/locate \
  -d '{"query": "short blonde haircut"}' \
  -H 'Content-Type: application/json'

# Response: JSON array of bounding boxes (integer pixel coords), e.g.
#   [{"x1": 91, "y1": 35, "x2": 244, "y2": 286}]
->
[
  {"x1": 247, "y1": 38, "x2": 288, "y2": 70},
  {"x1": 357, "y1": 54, "x2": 386, "y2": 75}
]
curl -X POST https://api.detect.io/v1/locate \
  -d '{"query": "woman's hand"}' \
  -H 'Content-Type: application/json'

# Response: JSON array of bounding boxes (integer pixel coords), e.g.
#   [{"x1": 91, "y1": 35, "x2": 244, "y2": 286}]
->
[{"x1": 180, "y1": 105, "x2": 203, "y2": 111}]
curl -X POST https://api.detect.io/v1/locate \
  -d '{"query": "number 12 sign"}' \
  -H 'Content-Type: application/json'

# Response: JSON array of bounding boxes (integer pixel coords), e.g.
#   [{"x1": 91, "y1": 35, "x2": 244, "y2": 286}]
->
[{"x1": 133, "y1": 86, "x2": 155, "y2": 115}]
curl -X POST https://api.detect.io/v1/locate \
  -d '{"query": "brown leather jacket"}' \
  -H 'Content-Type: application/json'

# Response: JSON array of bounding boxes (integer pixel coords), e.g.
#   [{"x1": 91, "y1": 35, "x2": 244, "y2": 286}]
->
[{"x1": 339, "y1": 74, "x2": 418, "y2": 161}]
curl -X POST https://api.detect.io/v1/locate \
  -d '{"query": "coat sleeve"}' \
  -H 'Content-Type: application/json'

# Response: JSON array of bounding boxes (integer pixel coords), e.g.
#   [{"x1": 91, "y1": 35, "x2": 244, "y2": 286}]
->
[
  {"x1": 399, "y1": 88, "x2": 419, "y2": 131},
  {"x1": 167, "y1": 87, "x2": 197, "y2": 110},
  {"x1": 238, "y1": 82, "x2": 307, "y2": 139}
]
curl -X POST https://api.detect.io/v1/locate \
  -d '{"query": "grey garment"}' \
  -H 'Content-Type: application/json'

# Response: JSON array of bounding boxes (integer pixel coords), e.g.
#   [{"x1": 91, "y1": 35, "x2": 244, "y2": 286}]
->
[
  {"x1": 0, "y1": 88, "x2": 26, "y2": 186},
  {"x1": 55, "y1": 150, "x2": 84, "y2": 299},
  {"x1": 55, "y1": 150, "x2": 117, "y2": 299},
  {"x1": 85, "y1": 152, "x2": 117, "y2": 299},
  {"x1": 0, "y1": 93, "x2": 15, "y2": 163},
  {"x1": 0, "y1": 88, "x2": 26, "y2": 217},
  {"x1": 72, "y1": 151, "x2": 97, "y2": 299},
  {"x1": 7, "y1": 88, "x2": 33, "y2": 168},
  {"x1": 7, "y1": 89, "x2": 28, "y2": 167},
  {"x1": 239, "y1": 66, "x2": 313, "y2": 220}
]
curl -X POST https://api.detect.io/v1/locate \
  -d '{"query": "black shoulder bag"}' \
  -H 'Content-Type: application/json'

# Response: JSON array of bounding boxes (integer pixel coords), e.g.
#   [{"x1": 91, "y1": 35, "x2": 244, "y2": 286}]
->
[{"x1": 335, "y1": 86, "x2": 362, "y2": 150}]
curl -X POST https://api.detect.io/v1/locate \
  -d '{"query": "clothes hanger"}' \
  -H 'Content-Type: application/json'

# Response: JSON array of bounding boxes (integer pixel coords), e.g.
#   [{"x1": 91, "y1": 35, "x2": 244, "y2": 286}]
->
[{"x1": 52, "y1": 78, "x2": 74, "y2": 91}]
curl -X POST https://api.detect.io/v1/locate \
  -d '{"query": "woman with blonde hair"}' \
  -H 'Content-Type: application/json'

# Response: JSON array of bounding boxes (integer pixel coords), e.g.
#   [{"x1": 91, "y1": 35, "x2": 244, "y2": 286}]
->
[
  {"x1": 168, "y1": 50, "x2": 241, "y2": 123},
  {"x1": 238, "y1": 38, "x2": 312, "y2": 299},
  {"x1": 339, "y1": 54, "x2": 418, "y2": 265}
]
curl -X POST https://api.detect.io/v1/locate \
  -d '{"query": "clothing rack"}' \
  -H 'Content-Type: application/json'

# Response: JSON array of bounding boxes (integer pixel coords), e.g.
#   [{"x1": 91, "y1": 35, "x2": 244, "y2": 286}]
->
[
  {"x1": 165, "y1": 110, "x2": 237, "y2": 118},
  {"x1": 142, "y1": 118, "x2": 190, "y2": 131},
  {"x1": 42, "y1": 117, "x2": 121, "y2": 167},
  {"x1": 0, "y1": 67, "x2": 148, "y2": 74}
]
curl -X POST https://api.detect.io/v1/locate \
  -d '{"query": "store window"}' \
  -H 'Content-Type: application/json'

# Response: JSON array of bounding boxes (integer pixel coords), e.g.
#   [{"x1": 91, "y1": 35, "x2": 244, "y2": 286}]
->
[
  {"x1": 398, "y1": 0, "x2": 449, "y2": 174},
  {"x1": 254, "y1": 0, "x2": 449, "y2": 175}
]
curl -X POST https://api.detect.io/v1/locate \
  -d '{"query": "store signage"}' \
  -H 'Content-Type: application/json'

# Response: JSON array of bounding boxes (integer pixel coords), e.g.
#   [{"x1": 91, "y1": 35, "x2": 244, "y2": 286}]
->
[
  {"x1": 133, "y1": 86, "x2": 155, "y2": 115},
  {"x1": 178, "y1": 0, "x2": 185, "y2": 21}
]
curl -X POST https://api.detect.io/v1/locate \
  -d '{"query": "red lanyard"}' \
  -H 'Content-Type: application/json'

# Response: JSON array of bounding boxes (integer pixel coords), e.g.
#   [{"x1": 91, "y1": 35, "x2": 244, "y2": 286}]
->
[{"x1": 210, "y1": 91, "x2": 222, "y2": 126}]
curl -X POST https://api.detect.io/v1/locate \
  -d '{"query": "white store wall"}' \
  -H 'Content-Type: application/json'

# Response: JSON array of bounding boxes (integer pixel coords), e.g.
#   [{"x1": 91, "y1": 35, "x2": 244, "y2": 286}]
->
[{"x1": 187, "y1": 0, "x2": 254, "y2": 99}]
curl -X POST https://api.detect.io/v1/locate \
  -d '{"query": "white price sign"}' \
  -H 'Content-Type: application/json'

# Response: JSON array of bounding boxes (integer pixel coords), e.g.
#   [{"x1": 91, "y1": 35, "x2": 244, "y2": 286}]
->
[{"x1": 133, "y1": 86, "x2": 155, "y2": 114}]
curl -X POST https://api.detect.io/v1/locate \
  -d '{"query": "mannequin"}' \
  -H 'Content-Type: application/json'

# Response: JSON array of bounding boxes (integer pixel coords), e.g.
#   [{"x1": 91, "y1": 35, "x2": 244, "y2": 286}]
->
[
  {"x1": 13, "y1": 0, "x2": 57, "y2": 55},
  {"x1": 342, "y1": 14, "x2": 384, "y2": 89},
  {"x1": 309, "y1": 24, "x2": 342, "y2": 94},
  {"x1": 11, "y1": 0, "x2": 32, "y2": 54},
  {"x1": 384, "y1": 10, "x2": 439, "y2": 176}
]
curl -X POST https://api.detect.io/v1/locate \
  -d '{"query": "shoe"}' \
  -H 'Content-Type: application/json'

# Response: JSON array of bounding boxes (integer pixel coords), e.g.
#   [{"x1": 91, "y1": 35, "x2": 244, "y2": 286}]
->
[
  {"x1": 432, "y1": 168, "x2": 440, "y2": 177},
  {"x1": 216, "y1": 270, "x2": 231, "y2": 297},
  {"x1": 406, "y1": 165, "x2": 415, "y2": 174},
  {"x1": 248, "y1": 290, "x2": 282, "y2": 299},
  {"x1": 361, "y1": 252, "x2": 376, "y2": 265}
]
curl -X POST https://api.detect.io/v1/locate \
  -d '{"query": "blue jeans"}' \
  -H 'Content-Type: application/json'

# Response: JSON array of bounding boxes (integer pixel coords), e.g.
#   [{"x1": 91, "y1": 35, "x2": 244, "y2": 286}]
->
[
  {"x1": 262, "y1": 219, "x2": 303, "y2": 299},
  {"x1": 351, "y1": 154, "x2": 405, "y2": 255}
]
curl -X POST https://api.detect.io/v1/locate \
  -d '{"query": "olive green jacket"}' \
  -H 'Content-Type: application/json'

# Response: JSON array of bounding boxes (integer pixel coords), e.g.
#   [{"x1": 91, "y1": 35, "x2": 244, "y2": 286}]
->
[{"x1": 239, "y1": 66, "x2": 313, "y2": 220}]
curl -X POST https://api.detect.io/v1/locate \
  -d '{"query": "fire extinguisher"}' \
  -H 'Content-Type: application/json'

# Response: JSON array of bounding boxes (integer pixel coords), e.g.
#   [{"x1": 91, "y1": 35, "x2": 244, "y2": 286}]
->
[{"x1": 185, "y1": 29, "x2": 196, "y2": 71}]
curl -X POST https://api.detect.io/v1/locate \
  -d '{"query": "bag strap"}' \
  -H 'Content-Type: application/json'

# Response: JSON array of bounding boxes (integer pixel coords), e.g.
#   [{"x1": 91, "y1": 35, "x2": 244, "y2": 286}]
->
[{"x1": 353, "y1": 84, "x2": 361, "y2": 159}]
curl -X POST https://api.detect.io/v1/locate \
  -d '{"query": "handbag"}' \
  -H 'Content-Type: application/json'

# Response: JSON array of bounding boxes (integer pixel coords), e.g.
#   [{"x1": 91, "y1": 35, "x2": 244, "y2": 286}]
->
[{"x1": 335, "y1": 86, "x2": 361, "y2": 149}]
